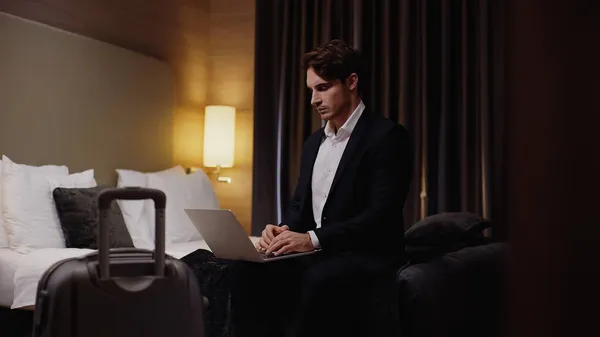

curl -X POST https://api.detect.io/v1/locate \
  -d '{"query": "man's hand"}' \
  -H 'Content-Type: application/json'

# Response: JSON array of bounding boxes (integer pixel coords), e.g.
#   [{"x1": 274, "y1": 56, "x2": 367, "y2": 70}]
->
[
  {"x1": 256, "y1": 224, "x2": 289, "y2": 252},
  {"x1": 266, "y1": 231, "x2": 314, "y2": 256}
]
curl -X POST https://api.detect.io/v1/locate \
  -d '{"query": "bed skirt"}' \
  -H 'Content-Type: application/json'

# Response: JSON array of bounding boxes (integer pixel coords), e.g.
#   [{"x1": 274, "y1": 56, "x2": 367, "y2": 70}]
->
[{"x1": 0, "y1": 305, "x2": 34, "y2": 337}]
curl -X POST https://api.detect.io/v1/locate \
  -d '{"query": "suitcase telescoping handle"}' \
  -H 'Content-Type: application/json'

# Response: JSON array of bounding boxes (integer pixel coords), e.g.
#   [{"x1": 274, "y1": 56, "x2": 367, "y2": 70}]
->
[{"x1": 97, "y1": 187, "x2": 167, "y2": 280}]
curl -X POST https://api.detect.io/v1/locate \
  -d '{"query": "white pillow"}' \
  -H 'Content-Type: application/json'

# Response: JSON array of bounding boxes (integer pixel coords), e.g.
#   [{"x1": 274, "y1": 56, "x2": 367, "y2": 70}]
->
[
  {"x1": 145, "y1": 170, "x2": 219, "y2": 244},
  {"x1": 115, "y1": 166, "x2": 186, "y2": 248},
  {"x1": 2, "y1": 157, "x2": 95, "y2": 253},
  {"x1": 0, "y1": 156, "x2": 69, "y2": 249}
]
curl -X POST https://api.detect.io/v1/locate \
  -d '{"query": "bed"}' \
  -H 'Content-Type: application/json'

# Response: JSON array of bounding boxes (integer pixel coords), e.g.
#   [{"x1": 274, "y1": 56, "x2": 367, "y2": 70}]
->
[
  {"x1": 0, "y1": 155, "x2": 255, "y2": 337},
  {"x1": 1, "y1": 11, "x2": 250, "y2": 337},
  {"x1": 2, "y1": 238, "x2": 260, "y2": 337},
  {"x1": 7, "y1": 239, "x2": 260, "y2": 310},
  {"x1": 10, "y1": 248, "x2": 94, "y2": 309},
  {"x1": 0, "y1": 249, "x2": 25, "y2": 308}
]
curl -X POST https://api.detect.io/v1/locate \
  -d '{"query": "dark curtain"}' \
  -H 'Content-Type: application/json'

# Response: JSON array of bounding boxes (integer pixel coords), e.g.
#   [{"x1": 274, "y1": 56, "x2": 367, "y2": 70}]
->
[{"x1": 252, "y1": 0, "x2": 505, "y2": 239}]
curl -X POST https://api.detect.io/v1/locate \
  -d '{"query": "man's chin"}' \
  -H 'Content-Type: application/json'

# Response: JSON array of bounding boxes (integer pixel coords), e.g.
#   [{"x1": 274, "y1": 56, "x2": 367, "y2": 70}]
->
[{"x1": 318, "y1": 111, "x2": 333, "y2": 120}]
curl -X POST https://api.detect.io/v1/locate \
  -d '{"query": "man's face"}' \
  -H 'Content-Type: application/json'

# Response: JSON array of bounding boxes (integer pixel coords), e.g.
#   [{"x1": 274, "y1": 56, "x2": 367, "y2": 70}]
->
[{"x1": 306, "y1": 67, "x2": 351, "y2": 122}]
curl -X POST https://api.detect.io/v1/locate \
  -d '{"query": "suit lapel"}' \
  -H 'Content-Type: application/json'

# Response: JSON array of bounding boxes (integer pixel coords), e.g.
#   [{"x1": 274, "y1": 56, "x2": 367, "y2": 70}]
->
[
  {"x1": 328, "y1": 112, "x2": 371, "y2": 196},
  {"x1": 300, "y1": 128, "x2": 325, "y2": 204}
]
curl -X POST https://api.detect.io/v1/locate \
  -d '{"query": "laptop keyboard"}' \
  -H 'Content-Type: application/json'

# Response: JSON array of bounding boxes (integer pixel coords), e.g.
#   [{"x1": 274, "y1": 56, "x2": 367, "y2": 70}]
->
[
  {"x1": 260, "y1": 253, "x2": 276, "y2": 259},
  {"x1": 260, "y1": 251, "x2": 299, "y2": 259}
]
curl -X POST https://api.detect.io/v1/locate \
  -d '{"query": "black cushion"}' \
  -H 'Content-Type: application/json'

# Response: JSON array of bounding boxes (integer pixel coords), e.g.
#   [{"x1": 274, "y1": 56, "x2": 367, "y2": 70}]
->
[
  {"x1": 52, "y1": 186, "x2": 134, "y2": 249},
  {"x1": 397, "y1": 242, "x2": 509, "y2": 337},
  {"x1": 404, "y1": 212, "x2": 492, "y2": 260}
]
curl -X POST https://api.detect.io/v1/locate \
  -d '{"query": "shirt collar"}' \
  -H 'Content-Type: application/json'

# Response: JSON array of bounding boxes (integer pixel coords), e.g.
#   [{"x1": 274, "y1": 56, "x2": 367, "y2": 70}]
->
[{"x1": 324, "y1": 100, "x2": 366, "y2": 139}]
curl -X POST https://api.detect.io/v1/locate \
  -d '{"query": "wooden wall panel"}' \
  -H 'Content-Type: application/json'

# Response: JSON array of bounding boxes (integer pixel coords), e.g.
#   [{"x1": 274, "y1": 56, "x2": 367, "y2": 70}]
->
[
  {"x1": 206, "y1": 0, "x2": 255, "y2": 233},
  {"x1": 0, "y1": 0, "x2": 211, "y2": 107},
  {"x1": 0, "y1": 0, "x2": 182, "y2": 60},
  {"x1": 207, "y1": 0, "x2": 256, "y2": 110}
]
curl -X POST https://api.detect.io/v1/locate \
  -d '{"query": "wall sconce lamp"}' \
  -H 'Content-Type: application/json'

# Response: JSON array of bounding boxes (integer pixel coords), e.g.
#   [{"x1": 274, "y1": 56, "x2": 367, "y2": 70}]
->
[{"x1": 202, "y1": 105, "x2": 235, "y2": 183}]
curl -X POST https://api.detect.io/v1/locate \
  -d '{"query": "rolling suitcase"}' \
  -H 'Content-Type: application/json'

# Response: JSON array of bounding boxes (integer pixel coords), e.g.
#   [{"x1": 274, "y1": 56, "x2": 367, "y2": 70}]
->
[{"x1": 32, "y1": 187, "x2": 205, "y2": 337}]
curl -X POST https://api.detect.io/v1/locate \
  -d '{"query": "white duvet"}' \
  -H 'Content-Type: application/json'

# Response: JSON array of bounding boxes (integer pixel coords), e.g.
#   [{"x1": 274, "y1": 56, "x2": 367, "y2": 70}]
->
[{"x1": 10, "y1": 239, "x2": 257, "y2": 309}]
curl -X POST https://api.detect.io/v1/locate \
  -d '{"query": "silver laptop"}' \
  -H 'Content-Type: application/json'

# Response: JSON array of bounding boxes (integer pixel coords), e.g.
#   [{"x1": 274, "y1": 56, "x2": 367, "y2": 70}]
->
[{"x1": 184, "y1": 209, "x2": 319, "y2": 263}]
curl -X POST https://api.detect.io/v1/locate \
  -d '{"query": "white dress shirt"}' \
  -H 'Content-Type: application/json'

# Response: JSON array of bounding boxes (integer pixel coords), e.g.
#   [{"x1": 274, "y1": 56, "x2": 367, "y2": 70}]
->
[{"x1": 308, "y1": 100, "x2": 366, "y2": 248}]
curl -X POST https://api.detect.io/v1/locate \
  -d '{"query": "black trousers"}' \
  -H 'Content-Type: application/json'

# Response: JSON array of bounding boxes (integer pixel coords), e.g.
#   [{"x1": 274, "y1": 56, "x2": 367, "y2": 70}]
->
[{"x1": 228, "y1": 252, "x2": 397, "y2": 337}]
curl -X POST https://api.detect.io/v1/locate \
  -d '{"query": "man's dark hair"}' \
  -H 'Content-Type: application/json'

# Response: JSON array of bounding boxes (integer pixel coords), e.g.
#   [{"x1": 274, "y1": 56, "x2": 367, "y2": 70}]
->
[{"x1": 302, "y1": 39, "x2": 363, "y2": 94}]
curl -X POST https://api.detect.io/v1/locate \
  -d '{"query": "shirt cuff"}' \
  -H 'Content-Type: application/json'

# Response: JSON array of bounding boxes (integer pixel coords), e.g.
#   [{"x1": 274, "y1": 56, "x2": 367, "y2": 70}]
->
[{"x1": 308, "y1": 230, "x2": 321, "y2": 249}]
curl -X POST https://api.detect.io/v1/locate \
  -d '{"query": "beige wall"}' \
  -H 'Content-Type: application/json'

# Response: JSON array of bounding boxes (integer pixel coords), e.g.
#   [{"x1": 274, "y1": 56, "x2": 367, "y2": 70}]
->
[{"x1": 0, "y1": 12, "x2": 174, "y2": 185}]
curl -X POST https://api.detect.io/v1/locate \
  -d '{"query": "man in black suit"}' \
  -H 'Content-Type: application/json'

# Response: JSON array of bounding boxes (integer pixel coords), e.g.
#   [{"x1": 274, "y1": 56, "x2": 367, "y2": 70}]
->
[{"x1": 229, "y1": 39, "x2": 412, "y2": 337}]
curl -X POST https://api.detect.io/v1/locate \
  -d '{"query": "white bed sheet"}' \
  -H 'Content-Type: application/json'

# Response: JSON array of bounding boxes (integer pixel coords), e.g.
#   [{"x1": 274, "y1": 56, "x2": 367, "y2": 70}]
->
[
  {"x1": 0, "y1": 248, "x2": 25, "y2": 307},
  {"x1": 12, "y1": 248, "x2": 94, "y2": 308},
  {"x1": 11, "y1": 237, "x2": 261, "y2": 309}
]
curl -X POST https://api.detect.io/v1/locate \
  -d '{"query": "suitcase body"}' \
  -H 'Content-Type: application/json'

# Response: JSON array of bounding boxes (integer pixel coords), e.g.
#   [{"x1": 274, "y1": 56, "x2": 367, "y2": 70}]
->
[{"x1": 32, "y1": 187, "x2": 205, "y2": 337}]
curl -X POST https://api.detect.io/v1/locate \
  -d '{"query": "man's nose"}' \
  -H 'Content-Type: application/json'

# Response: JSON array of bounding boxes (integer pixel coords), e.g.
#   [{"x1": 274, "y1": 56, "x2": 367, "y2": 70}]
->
[{"x1": 311, "y1": 91, "x2": 321, "y2": 106}]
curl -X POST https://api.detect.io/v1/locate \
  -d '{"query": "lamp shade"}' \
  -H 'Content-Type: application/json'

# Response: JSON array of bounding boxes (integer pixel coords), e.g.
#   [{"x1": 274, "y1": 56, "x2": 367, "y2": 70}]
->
[{"x1": 203, "y1": 105, "x2": 236, "y2": 168}]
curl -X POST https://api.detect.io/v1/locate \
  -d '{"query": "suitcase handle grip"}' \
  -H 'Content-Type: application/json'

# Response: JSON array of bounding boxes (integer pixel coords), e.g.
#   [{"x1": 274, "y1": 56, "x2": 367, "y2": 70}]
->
[
  {"x1": 97, "y1": 187, "x2": 166, "y2": 280},
  {"x1": 98, "y1": 187, "x2": 166, "y2": 209}
]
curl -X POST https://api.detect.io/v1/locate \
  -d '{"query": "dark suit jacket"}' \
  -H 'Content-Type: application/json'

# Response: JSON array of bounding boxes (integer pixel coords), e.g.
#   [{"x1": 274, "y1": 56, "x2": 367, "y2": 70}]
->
[{"x1": 281, "y1": 109, "x2": 412, "y2": 266}]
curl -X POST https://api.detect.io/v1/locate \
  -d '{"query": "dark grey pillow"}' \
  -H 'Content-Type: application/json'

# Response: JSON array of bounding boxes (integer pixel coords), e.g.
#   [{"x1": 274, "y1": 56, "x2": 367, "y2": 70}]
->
[
  {"x1": 52, "y1": 186, "x2": 134, "y2": 249},
  {"x1": 405, "y1": 212, "x2": 492, "y2": 259}
]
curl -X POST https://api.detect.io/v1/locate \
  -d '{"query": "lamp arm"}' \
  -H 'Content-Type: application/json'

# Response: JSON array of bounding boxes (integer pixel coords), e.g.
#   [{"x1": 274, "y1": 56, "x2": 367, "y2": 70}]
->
[{"x1": 213, "y1": 165, "x2": 231, "y2": 184}]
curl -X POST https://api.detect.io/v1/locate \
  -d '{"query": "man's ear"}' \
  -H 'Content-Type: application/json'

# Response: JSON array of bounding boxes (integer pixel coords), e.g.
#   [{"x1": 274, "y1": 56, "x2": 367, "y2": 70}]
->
[{"x1": 346, "y1": 73, "x2": 359, "y2": 91}]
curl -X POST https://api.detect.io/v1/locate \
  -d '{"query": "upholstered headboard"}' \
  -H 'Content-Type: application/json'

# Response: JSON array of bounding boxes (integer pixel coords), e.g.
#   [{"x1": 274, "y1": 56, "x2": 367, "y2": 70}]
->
[{"x1": 0, "y1": 12, "x2": 175, "y2": 185}]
